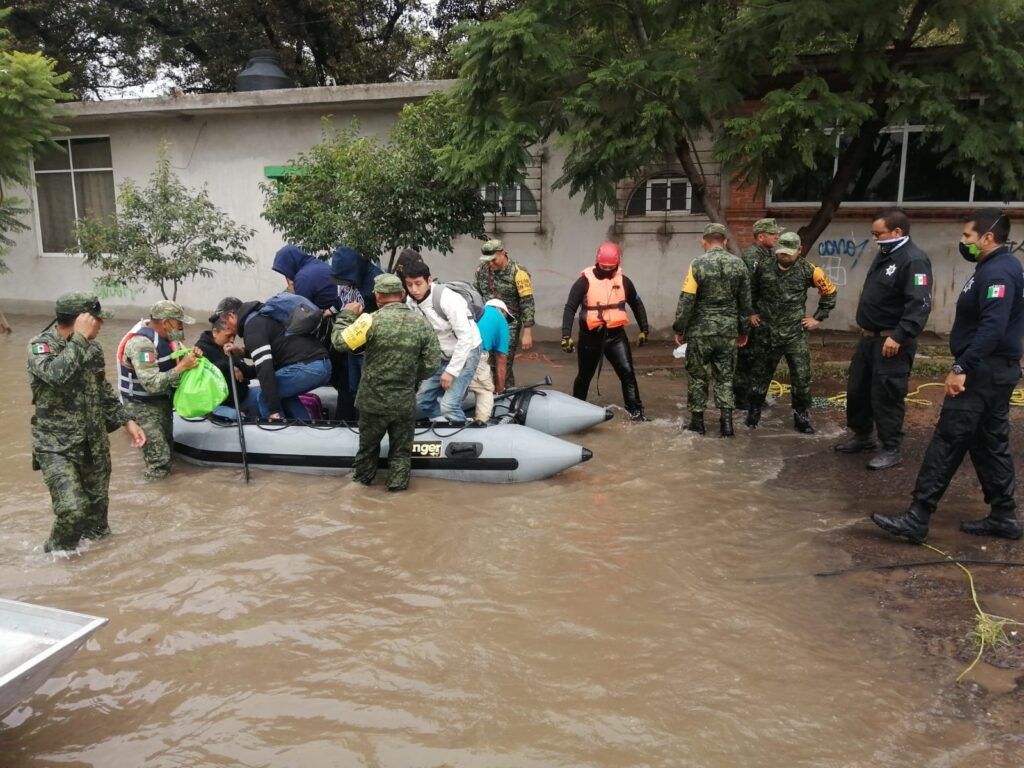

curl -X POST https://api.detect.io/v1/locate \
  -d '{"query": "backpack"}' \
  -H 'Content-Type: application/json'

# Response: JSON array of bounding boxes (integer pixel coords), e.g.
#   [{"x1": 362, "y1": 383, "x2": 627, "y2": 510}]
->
[
  {"x1": 249, "y1": 293, "x2": 324, "y2": 337},
  {"x1": 432, "y1": 281, "x2": 485, "y2": 323}
]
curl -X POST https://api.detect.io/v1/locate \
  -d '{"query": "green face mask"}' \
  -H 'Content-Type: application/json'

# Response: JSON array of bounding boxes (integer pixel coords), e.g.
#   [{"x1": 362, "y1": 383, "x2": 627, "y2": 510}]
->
[
  {"x1": 959, "y1": 241, "x2": 983, "y2": 262},
  {"x1": 167, "y1": 328, "x2": 186, "y2": 343}
]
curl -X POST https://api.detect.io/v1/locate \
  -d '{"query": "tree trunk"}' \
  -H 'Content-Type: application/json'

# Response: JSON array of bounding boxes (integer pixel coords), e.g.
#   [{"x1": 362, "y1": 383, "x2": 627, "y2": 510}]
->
[
  {"x1": 386, "y1": 245, "x2": 399, "y2": 272},
  {"x1": 0, "y1": 310, "x2": 11, "y2": 334},
  {"x1": 675, "y1": 135, "x2": 732, "y2": 249}
]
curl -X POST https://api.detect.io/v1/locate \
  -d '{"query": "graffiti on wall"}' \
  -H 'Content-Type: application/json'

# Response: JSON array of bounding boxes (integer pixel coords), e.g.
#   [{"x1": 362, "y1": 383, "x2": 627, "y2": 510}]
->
[{"x1": 814, "y1": 237, "x2": 870, "y2": 287}]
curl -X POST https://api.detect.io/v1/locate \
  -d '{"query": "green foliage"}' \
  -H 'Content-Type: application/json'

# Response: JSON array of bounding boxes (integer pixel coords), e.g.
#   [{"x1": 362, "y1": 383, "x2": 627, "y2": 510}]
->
[
  {"x1": 0, "y1": 8, "x2": 71, "y2": 273},
  {"x1": 75, "y1": 143, "x2": 255, "y2": 300},
  {"x1": 261, "y1": 93, "x2": 491, "y2": 268}
]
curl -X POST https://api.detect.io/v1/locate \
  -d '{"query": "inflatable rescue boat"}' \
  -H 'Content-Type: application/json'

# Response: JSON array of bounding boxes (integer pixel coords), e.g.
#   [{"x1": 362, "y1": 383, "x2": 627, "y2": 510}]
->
[{"x1": 173, "y1": 416, "x2": 593, "y2": 483}]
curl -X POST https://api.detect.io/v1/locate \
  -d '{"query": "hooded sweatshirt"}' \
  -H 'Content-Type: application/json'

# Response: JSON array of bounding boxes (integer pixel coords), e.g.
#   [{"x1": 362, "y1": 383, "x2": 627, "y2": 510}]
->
[
  {"x1": 272, "y1": 245, "x2": 339, "y2": 310},
  {"x1": 330, "y1": 246, "x2": 383, "y2": 312}
]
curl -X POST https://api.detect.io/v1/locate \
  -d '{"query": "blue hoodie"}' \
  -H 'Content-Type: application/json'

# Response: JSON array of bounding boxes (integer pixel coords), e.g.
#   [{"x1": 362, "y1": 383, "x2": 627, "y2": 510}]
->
[
  {"x1": 330, "y1": 246, "x2": 383, "y2": 312},
  {"x1": 272, "y1": 245, "x2": 339, "y2": 310}
]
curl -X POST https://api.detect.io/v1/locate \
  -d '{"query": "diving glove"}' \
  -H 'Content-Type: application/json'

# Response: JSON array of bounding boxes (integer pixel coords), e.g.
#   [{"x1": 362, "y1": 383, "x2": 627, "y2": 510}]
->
[
  {"x1": 637, "y1": 331, "x2": 648, "y2": 348},
  {"x1": 560, "y1": 336, "x2": 575, "y2": 354}
]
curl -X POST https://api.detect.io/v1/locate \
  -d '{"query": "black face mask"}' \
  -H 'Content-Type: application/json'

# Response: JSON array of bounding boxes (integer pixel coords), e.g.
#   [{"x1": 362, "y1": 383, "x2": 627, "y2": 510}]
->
[
  {"x1": 594, "y1": 265, "x2": 618, "y2": 278},
  {"x1": 876, "y1": 235, "x2": 909, "y2": 255},
  {"x1": 958, "y1": 242, "x2": 980, "y2": 263}
]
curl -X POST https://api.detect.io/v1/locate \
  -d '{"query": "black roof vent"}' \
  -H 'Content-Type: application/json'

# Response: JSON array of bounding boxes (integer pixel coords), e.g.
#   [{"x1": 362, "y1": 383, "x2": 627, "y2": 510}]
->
[{"x1": 237, "y1": 50, "x2": 292, "y2": 92}]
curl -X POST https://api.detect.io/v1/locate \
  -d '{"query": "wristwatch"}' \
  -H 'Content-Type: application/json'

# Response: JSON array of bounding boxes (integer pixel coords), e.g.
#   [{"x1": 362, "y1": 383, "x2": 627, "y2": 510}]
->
[{"x1": 951, "y1": 364, "x2": 965, "y2": 375}]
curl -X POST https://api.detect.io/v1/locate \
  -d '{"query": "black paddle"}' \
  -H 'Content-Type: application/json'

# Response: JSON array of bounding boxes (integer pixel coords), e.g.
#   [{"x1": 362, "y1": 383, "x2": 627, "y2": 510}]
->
[
  {"x1": 492, "y1": 375, "x2": 553, "y2": 402},
  {"x1": 226, "y1": 354, "x2": 251, "y2": 483}
]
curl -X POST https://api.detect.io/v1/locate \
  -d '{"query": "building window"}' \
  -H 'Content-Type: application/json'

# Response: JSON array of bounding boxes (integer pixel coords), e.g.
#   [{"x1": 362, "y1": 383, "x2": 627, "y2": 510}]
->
[
  {"x1": 625, "y1": 175, "x2": 703, "y2": 216},
  {"x1": 769, "y1": 126, "x2": 1018, "y2": 206},
  {"x1": 34, "y1": 137, "x2": 116, "y2": 253},
  {"x1": 480, "y1": 183, "x2": 538, "y2": 216}
]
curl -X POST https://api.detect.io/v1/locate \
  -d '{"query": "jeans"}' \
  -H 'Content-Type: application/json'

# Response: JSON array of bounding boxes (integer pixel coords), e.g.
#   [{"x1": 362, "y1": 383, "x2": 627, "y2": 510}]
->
[
  {"x1": 417, "y1": 345, "x2": 483, "y2": 422},
  {"x1": 213, "y1": 388, "x2": 258, "y2": 420},
  {"x1": 256, "y1": 358, "x2": 332, "y2": 421}
]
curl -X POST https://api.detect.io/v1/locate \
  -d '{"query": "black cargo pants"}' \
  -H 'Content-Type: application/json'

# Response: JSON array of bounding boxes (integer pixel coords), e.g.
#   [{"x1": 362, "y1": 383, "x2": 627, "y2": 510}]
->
[{"x1": 845, "y1": 334, "x2": 918, "y2": 449}]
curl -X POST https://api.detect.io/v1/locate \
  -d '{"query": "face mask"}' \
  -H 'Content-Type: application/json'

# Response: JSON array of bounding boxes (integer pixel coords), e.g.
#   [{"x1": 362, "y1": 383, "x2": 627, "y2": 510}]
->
[
  {"x1": 167, "y1": 328, "x2": 186, "y2": 343},
  {"x1": 876, "y1": 235, "x2": 909, "y2": 255},
  {"x1": 594, "y1": 264, "x2": 618, "y2": 277},
  {"x1": 958, "y1": 241, "x2": 982, "y2": 263}
]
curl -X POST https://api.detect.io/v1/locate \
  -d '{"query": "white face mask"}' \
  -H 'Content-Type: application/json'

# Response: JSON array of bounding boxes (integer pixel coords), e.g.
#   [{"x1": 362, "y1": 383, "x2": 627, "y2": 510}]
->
[{"x1": 876, "y1": 235, "x2": 909, "y2": 254}]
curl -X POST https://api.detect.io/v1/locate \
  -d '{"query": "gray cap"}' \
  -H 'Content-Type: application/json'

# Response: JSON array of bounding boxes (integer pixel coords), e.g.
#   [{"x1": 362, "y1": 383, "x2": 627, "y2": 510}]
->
[{"x1": 775, "y1": 231, "x2": 802, "y2": 256}]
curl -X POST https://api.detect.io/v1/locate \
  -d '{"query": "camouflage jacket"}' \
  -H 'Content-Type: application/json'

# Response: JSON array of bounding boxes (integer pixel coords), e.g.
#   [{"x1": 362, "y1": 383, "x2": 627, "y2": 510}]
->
[
  {"x1": 752, "y1": 258, "x2": 838, "y2": 343},
  {"x1": 332, "y1": 302, "x2": 441, "y2": 415},
  {"x1": 741, "y1": 243, "x2": 772, "y2": 276},
  {"x1": 27, "y1": 328, "x2": 129, "y2": 453},
  {"x1": 473, "y1": 261, "x2": 536, "y2": 327},
  {"x1": 673, "y1": 247, "x2": 753, "y2": 338},
  {"x1": 123, "y1": 329, "x2": 181, "y2": 395}
]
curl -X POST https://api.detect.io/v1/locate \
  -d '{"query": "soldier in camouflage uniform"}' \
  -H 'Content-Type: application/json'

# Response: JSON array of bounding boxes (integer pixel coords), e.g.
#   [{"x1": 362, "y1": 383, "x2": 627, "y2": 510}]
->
[
  {"x1": 474, "y1": 239, "x2": 535, "y2": 388},
  {"x1": 747, "y1": 232, "x2": 838, "y2": 433},
  {"x1": 117, "y1": 301, "x2": 199, "y2": 480},
  {"x1": 332, "y1": 273, "x2": 442, "y2": 492},
  {"x1": 737, "y1": 218, "x2": 782, "y2": 410},
  {"x1": 672, "y1": 223, "x2": 753, "y2": 437},
  {"x1": 28, "y1": 293, "x2": 146, "y2": 552}
]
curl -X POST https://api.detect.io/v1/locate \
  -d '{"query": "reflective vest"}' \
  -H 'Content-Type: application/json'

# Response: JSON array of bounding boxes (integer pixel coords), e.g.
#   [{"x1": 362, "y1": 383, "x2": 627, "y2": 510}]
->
[
  {"x1": 582, "y1": 266, "x2": 629, "y2": 331},
  {"x1": 116, "y1": 321, "x2": 179, "y2": 401}
]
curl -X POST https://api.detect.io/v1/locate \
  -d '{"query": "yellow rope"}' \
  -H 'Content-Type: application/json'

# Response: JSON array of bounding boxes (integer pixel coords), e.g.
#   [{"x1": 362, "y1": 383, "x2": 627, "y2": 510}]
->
[{"x1": 767, "y1": 378, "x2": 1024, "y2": 409}]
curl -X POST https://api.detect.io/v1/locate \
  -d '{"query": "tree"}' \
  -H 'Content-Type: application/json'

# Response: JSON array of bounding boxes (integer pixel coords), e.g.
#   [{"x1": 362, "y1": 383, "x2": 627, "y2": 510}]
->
[
  {"x1": 261, "y1": 92, "x2": 492, "y2": 270},
  {"x1": 715, "y1": 0, "x2": 1024, "y2": 251},
  {"x1": 440, "y1": 0, "x2": 740, "y2": 225},
  {"x1": 75, "y1": 143, "x2": 255, "y2": 300},
  {"x1": 0, "y1": 8, "x2": 70, "y2": 277}
]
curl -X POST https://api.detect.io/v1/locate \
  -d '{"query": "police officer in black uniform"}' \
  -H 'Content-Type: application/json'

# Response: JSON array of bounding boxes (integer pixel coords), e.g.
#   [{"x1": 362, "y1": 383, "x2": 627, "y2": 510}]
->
[
  {"x1": 834, "y1": 208, "x2": 932, "y2": 470},
  {"x1": 873, "y1": 209, "x2": 1024, "y2": 542}
]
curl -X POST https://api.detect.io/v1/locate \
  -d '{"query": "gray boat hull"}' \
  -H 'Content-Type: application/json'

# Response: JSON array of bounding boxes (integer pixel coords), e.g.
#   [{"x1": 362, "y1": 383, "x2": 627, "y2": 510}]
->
[
  {"x1": 0, "y1": 598, "x2": 108, "y2": 720},
  {"x1": 173, "y1": 417, "x2": 592, "y2": 483}
]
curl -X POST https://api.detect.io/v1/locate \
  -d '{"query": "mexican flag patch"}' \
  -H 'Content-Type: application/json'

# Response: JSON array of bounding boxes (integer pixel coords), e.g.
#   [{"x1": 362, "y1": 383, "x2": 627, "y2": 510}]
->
[
  {"x1": 914, "y1": 274, "x2": 928, "y2": 286},
  {"x1": 30, "y1": 342, "x2": 51, "y2": 355},
  {"x1": 987, "y1": 285, "x2": 1006, "y2": 299},
  {"x1": 138, "y1": 351, "x2": 156, "y2": 363}
]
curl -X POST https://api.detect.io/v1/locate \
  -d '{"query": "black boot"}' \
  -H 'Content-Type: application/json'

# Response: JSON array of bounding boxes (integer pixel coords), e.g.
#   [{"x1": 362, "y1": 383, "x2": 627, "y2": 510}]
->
[
  {"x1": 627, "y1": 407, "x2": 651, "y2": 422},
  {"x1": 745, "y1": 407, "x2": 761, "y2": 428},
  {"x1": 868, "y1": 448, "x2": 901, "y2": 471},
  {"x1": 793, "y1": 410, "x2": 815, "y2": 434},
  {"x1": 720, "y1": 409, "x2": 734, "y2": 438},
  {"x1": 871, "y1": 505, "x2": 930, "y2": 543},
  {"x1": 960, "y1": 508, "x2": 1023, "y2": 540},
  {"x1": 834, "y1": 433, "x2": 878, "y2": 453},
  {"x1": 686, "y1": 411, "x2": 705, "y2": 435}
]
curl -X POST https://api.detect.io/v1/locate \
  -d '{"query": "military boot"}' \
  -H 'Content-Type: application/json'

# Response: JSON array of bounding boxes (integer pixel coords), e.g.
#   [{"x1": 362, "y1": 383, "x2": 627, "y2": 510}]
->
[
  {"x1": 745, "y1": 407, "x2": 761, "y2": 428},
  {"x1": 834, "y1": 433, "x2": 878, "y2": 453},
  {"x1": 627, "y1": 408, "x2": 651, "y2": 422},
  {"x1": 867, "y1": 448, "x2": 901, "y2": 471},
  {"x1": 686, "y1": 411, "x2": 705, "y2": 435},
  {"x1": 871, "y1": 505, "x2": 930, "y2": 543},
  {"x1": 719, "y1": 409, "x2": 734, "y2": 438},
  {"x1": 793, "y1": 410, "x2": 815, "y2": 434},
  {"x1": 960, "y1": 508, "x2": 1023, "y2": 540}
]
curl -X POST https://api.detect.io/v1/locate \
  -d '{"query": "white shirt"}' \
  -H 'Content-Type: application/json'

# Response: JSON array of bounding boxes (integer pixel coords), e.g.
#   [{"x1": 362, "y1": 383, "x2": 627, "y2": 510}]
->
[{"x1": 407, "y1": 284, "x2": 482, "y2": 376}]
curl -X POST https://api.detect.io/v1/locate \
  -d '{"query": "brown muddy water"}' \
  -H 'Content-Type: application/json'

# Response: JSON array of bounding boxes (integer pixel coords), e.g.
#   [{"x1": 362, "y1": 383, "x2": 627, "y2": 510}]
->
[{"x1": 0, "y1": 315, "x2": 1020, "y2": 767}]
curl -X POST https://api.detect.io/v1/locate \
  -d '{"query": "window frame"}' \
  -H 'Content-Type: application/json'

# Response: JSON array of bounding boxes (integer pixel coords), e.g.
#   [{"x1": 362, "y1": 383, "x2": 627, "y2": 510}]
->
[
  {"x1": 767, "y1": 124, "x2": 1023, "y2": 208},
  {"x1": 479, "y1": 182, "x2": 539, "y2": 218},
  {"x1": 31, "y1": 134, "x2": 117, "y2": 257},
  {"x1": 624, "y1": 175, "x2": 695, "y2": 217}
]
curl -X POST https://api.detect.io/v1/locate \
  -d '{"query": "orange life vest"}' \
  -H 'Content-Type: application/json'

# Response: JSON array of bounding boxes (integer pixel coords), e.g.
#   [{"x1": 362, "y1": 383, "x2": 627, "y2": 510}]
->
[{"x1": 582, "y1": 266, "x2": 629, "y2": 331}]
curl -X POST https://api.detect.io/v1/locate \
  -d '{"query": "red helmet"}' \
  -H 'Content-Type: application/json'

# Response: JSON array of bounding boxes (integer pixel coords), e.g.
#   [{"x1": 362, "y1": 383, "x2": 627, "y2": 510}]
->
[{"x1": 595, "y1": 241, "x2": 621, "y2": 268}]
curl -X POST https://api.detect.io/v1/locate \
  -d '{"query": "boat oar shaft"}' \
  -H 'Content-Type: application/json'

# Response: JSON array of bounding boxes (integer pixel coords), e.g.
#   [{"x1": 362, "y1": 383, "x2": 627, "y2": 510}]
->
[{"x1": 227, "y1": 355, "x2": 250, "y2": 483}]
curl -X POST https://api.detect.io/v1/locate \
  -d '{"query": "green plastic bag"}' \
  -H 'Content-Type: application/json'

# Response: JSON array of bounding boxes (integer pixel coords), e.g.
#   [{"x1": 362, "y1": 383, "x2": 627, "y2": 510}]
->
[{"x1": 174, "y1": 356, "x2": 229, "y2": 418}]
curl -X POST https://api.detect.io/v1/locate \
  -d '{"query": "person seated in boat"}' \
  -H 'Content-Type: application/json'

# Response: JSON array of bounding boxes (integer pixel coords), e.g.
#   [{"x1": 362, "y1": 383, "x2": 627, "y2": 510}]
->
[
  {"x1": 196, "y1": 310, "x2": 257, "y2": 419},
  {"x1": 467, "y1": 299, "x2": 513, "y2": 424},
  {"x1": 210, "y1": 296, "x2": 331, "y2": 421},
  {"x1": 403, "y1": 261, "x2": 483, "y2": 424}
]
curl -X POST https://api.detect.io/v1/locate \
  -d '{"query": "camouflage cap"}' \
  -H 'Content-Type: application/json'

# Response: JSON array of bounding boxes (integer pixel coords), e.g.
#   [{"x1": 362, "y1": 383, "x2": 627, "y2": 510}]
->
[
  {"x1": 150, "y1": 300, "x2": 195, "y2": 324},
  {"x1": 775, "y1": 231, "x2": 802, "y2": 255},
  {"x1": 480, "y1": 239, "x2": 505, "y2": 259},
  {"x1": 703, "y1": 223, "x2": 728, "y2": 238},
  {"x1": 373, "y1": 273, "x2": 404, "y2": 294},
  {"x1": 55, "y1": 291, "x2": 112, "y2": 319},
  {"x1": 752, "y1": 218, "x2": 782, "y2": 235}
]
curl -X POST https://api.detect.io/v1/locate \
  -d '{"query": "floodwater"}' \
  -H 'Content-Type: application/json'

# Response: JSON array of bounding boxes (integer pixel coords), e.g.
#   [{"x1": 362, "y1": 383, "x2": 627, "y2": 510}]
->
[{"x1": 0, "y1": 315, "x2": 1019, "y2": 767}]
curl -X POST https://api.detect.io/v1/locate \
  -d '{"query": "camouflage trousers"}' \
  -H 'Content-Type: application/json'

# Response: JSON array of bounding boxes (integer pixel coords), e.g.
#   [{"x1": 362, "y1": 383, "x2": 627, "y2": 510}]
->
[
  {"x1": 686, "y1": 335, "x2": 738, "y2": 412},
  {"x1": 36, "y1": 443, "x2": 112, "y2": 551},
  {"x1": 354, "y1": 408, "x2": 415, "y2": 491},
  {"x1": 749, "y1": 333, "x2": 812, "y2": 412},
  {"x1": 124, "y1": 399, "x2": 173, "y2": 480},
  {"x1": 491, "y1": 321, "x2": 523, "y2": 389},
  {"x1": 733, "y1": 328, "x2": 758, "y2": 411}
]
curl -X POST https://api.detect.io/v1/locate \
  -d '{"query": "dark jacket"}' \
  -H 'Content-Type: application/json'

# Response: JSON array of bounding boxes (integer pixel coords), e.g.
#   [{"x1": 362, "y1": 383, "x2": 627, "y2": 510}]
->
[
  {"x1": 236, "y1": 301, "x2": 329, "y2": 414},
  {"x1": 330, "y1": 246, "x2": 383, "y2": 312},
  {"x1": 272, "y1": 245, "x2": 340, "y2": 310},
  {"x1": 950, "y1": 246, "x2": 1024, "y2": 372},
  {"x1": 855, "y1": 239, "x2": 932, "y2": 343},
  {"x1": 562, "y1": 271, "x2": 649, "y2": 338},
  {"x1": 195, "y1": 330, "x2": 256, "y2": 408}
]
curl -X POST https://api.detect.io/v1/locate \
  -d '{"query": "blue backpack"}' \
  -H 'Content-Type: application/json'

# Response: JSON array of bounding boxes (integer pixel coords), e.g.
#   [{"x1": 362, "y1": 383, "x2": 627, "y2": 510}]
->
[{"x1": 248, "y1": 293, "x2": 323, "y2": 336}]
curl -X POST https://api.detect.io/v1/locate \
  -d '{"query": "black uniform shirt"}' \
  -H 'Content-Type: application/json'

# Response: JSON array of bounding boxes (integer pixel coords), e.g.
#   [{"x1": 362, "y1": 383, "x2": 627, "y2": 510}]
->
[
  {"x1": 855, "y1": 239, "x2": 933, "y2": 343},
  {"x1": 950, "y1": 246, "x2": 1024, "y2": 372}
]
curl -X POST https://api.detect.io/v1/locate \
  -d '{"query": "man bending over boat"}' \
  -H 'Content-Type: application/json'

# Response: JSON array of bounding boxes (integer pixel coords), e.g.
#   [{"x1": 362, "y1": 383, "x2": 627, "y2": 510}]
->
[{"x1": 332, "y1": 273, "x2": 441, "y2": 491}]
